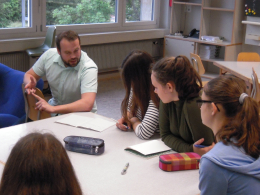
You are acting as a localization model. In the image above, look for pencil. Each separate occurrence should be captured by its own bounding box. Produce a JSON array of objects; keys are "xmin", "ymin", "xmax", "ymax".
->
[{"xmin": 0, "ymin": 160, "xmax": 5, "ymax": 166}]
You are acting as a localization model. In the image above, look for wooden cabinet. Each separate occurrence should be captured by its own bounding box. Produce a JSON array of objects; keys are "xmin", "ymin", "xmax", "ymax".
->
[
  {"xmin": 242, "ymin": 16, "xmax": 260, "ymax": 46},
  {"xmin": 164, "ymin": 38, "xmax": 195, "ymax": 59},
  {"xmin": 164, "ymin": 0, "xmax": 244, "ymax": 78}
]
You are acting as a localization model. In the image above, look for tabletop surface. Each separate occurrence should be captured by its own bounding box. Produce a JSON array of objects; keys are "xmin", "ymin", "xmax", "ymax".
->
[
  {"xmin": 0, "ymin": 112, "xmax": 200, "ymax": 195},
  {"xmin": 213, "ymin": 61, "xmax": 260, "ymax": 83}
]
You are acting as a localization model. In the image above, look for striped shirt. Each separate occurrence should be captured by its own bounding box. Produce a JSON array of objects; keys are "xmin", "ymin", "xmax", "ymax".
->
[{"xmin": 127, "ymin": 90, "xmax": 159, "ymax": 139}]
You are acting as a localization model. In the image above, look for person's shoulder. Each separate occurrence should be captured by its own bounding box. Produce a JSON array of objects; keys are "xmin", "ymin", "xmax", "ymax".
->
[
  {"xmin": 159, "ymin": 100, "xmax": 175, "ymax": 109},
  {"xmin": 42, "ymin": 48, "xmax": 59, "ymax": 60},
  {"xmin": 185, "ymin": 96, "xmax": 200, "ymax": 105},
  {"xmin": 201, "ymin": 142, "xmax": 231, "ymax": 164},
  {"xmin": 45, "ymin": 48, "xmax": 58, "ymax": 55},
  {"xmin": 80, "ymin": 51, "xmax": 97, "ymax": 66},
  {"xmin": 183, "ymin": 96, "xmax": 200, "ymax": 113},
  {"xmin": 148, "ymin": 100, "xmax": 159, "ymax": 111}
]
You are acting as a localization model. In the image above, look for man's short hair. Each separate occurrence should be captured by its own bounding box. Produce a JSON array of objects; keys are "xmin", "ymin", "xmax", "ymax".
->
[{"xmin": 56, "ymin": 30, "xmax": 81, "ymax": 51}]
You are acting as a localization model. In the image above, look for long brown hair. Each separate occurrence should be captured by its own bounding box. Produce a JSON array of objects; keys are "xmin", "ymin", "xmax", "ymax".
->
[
  {"xmin": 152, "ymin": 56, "xmax": 202, "ymax": 100},
  {"xmin": 121, "ymin": 50, "xmax": 159, "ymax": 122},
  {"xmin": 204, "ymin": 75, "xmax": 260, "ymax": 158},
  {"xmin": 0, "ymin": 132, "xmax": 82, "ymax": 195}
]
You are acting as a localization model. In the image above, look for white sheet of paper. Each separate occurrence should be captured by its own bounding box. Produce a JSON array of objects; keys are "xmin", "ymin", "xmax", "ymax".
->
[
  {"xmin": 126, "ymin": 140, "xmax": 172, "ymax": 155},
  {"xmin": 78, "ymin": 118, "xmax": 116, "ymax": 132},
  {"xmin": 55, "ymin": 114, "xmax": 116, "ymax": 132}
]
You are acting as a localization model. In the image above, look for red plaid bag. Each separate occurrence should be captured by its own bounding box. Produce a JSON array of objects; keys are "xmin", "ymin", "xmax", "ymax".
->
[{"xmin": 159, "ymin": 152, "xmax": 201, "ymax": 171}]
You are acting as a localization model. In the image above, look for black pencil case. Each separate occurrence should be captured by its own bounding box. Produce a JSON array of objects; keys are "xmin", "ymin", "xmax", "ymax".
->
[{"xmin": 63, "ymin": 136, "xmax": 105, "ymax": 155}]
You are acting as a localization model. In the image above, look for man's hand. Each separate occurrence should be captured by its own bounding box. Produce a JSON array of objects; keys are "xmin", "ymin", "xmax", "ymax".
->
[
  {"xmin": 32, "ymin": 93, "xmax": 55, "ymax": 113},
  {"xmin": 193, "ymin": 138, "xmax": 215, "ymax": 156},
  {"xmin": 24, "ymin": 76, "xmax": 37, "ymax": 95}
]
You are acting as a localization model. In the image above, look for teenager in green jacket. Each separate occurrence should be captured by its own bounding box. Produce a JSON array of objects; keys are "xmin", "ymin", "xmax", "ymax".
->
[{"xmin": 151, "ymin": 56, "xmax": 214, "ymax": 156}]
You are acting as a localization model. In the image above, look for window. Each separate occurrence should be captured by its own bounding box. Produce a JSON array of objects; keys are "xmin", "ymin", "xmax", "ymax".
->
[
  {"xmin": 0, "ymin": 0, "xmax": 31, "ymax": 28},
  {"xmin": 0, "ymin": 0, "xmax": 160, "ymax": 40}
]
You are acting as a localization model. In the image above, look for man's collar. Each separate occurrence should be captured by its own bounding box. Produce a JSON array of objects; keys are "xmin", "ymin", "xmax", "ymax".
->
[{"xmin": 53, "ymin": 55, "xmax": 81, "ymax": 71}]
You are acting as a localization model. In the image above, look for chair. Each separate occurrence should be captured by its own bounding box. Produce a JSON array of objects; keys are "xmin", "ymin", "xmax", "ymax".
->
[
  {"xmin": 22, "ymin": 85, "xmax": 51, "ymax": 121},
  {"xmin": 237, "ymin": 52, "xmax": 260, "ymax": 62},
  {"xmin": 26, "ymin": 26, "xmax": 56, "ymax": 95},
  {"xmin": 0, "ymin": 63, "xmax": 43, "ymax": 128},
  {"xmin": 251, "ymin": 68, "xmax": 260, "ymax": 103},
  {"xmin": 190, "ymin": 53, "xmax": 208, "ymax": 87},
  {"xmin": 26, "ymin": 26, "xmax": 56, "ymax": 58}
]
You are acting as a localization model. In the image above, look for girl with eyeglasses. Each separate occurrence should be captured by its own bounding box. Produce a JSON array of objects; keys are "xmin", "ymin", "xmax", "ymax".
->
[
  {"xmin": 151, "ymin": 56, "xmax": 214, "ymax": 155},
  {"xmin": 198, "ymin": 75, "xmax": 260, "ymax": 195}
]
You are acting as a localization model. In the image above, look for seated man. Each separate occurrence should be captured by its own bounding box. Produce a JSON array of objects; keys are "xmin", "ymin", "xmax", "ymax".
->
[{"xmin": 24, "ymin": 30, "xmax": 97, "ymax": 115}]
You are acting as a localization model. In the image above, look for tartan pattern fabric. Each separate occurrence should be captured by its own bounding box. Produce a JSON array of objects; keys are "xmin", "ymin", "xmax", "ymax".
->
[{"xmin": 159, "ymin": 152, "xmax": 201, "ymax": 171}]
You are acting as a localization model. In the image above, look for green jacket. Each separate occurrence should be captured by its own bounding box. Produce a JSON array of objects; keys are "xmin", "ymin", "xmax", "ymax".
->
[{"xmin": 159, "ymin": 96, "xmax": 214, "ymax": 152}]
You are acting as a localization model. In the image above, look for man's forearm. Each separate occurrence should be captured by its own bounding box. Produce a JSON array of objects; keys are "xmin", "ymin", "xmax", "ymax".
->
[
  {"xmin": 52, "ymin": 94, "xmax": 96, "ymax": 114},
  {"xmin": 23, "ymin": 72, "xmax": 36, "ymax": 84}
]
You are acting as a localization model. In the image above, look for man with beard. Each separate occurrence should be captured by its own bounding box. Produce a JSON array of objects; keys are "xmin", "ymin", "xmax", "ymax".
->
[{"xmin": 23, "ymin": 30, "xmax": 97, "ymax": 116}]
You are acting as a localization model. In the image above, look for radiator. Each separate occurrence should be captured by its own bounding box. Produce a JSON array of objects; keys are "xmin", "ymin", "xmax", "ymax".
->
[
  {"xmin": 0, "ymin": 39, "xmax": 162, "ymax": 72},
  {"xmin": 82, "ymin": 40, "xmax": 154, "ymax": 72},
  {"xmin": 0, "ymin": 52, "xmax": 29, "ymax": 72}
]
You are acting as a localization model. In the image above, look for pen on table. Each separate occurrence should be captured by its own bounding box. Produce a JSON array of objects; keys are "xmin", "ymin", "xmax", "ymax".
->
[
  {"xmin": 112, "ymin": 118, "xmax": 129, "ymax": 130},
  {"xmin": 121, "ymin": 162, "xmax": 129, "ymax": 175}
]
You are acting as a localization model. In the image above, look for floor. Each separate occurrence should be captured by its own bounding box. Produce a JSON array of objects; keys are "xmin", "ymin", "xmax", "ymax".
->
[{"xmin": 96, "ymin": 72, "xmax": 124, "ymax": 120}]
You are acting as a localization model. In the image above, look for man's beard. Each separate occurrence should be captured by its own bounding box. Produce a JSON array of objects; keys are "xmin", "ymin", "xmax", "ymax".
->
[{"xmin": 61, "ymin": 54, "xmax": 81, "ymax": 67}]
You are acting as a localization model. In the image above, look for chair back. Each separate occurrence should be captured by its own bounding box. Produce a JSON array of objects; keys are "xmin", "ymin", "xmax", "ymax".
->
[
  {"xmin": 237, "ymin": 52, "xmax": 260, "ymax": 62},
  {"xmin": 44, "ymin": 26, "xmax": 56, "ymax": 48},
  {"xmin": 22, "ymin": 85, "xmax": 51, "ymax": 121},
  {"xmin": 190, "ymin": 53, "xmax": 205, "ymax": 76},
  {"xmin": 251, "ymin": 68, "xmax": 260, "ymax": 103}
]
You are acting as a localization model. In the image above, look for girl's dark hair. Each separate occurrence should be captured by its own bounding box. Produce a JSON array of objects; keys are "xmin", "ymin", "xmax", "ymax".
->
[
  {"xmin": 56, "ymin": 30, "xmax": 81, "ymax": 51},
  {"xmin": 0, "ymin": 133, "xmax": 82, "ymax": 195},
  {"xmin": 204, "ymin": 75, "xmax": 260, "ymax": 159},
  {"xmin": 121, "ymin": 50, "xmax": 159, "ymax": 122},
  {"xmin": 152, "ymin": 56, "xmax": 202, "ymax": 100}
]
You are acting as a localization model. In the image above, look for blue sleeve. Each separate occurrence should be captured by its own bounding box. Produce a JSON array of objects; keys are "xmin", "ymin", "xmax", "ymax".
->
[{"xmin": 199, "ymin": 158, "xmax": 228, "ymax": 195}]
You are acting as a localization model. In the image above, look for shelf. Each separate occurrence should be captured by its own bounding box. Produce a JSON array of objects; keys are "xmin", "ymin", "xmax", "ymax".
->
[
  {"xmin": 173, "ymin": 2, "xmax": 201, "ymax": 6},
  {"xmin": 242, "ymin": 21, "xmax": 260, "ymax": 26},
  {"xmin": 164, "ymin": 35, "xmax": 235, "ymax": 46},
  {"xmin": 246, "ymin": 34, "xmax": 260, "ymax": 41},
  {"xmin": 203, "ymin": 7, "xmax": 234, "ymax": 12}
]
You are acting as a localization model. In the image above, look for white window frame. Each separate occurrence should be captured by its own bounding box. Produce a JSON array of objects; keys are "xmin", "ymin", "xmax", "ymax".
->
[{"xmin": 0, "ymin": 0, "xmax": 160, "ymax": 40}]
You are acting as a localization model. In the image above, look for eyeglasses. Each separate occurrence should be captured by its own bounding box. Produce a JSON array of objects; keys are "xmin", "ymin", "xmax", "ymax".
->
[{"xmin": 196, "ymin": 100, "xmax": 220, "ymax": 111}]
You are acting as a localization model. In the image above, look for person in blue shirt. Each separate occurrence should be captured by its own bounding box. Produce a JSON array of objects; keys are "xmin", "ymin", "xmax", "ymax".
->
[{"xmin": 197, "ymin": 75, "xmax": 260, "ymax": 195}]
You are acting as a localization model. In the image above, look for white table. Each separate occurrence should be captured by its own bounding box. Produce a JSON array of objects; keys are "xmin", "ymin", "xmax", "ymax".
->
[
  {"xmin": 213, "ymin": 61, "xmax": 260, "ymax": 84},
  {"xmin": 0, "ymin": 112, "xmax": 200, "ymax": 195}
]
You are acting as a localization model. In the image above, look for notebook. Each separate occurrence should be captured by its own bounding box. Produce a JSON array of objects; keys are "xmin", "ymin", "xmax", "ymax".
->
[
  {"xmin": 55, "ymin": 114, "xmax": 116, "ymax": 132},
  {"xmin": 125, "ymin": 140, "xmax": 174, "ymax": 159}
]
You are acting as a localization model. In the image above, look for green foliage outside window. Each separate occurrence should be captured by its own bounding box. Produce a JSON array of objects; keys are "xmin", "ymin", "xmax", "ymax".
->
[
  {"xmin": 0, "ymin": 0, "xmax": 21, "ymax": 28},
  {"xmin": 47, "ymin": 0, "xmax": 114, "ymax": 25},
  {"xmin": 125, "ymin": 0, "xmax": 141, "ymax": 22},
  {"xmin": 0, "ymin": 0, "xmax": 144, "ymax": 28}
]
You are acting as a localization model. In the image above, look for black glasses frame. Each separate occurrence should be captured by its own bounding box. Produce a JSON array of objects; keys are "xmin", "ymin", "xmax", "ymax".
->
[{"xmin": 196, "ymin": 100, "xmax": 220, "ymax": 111}]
